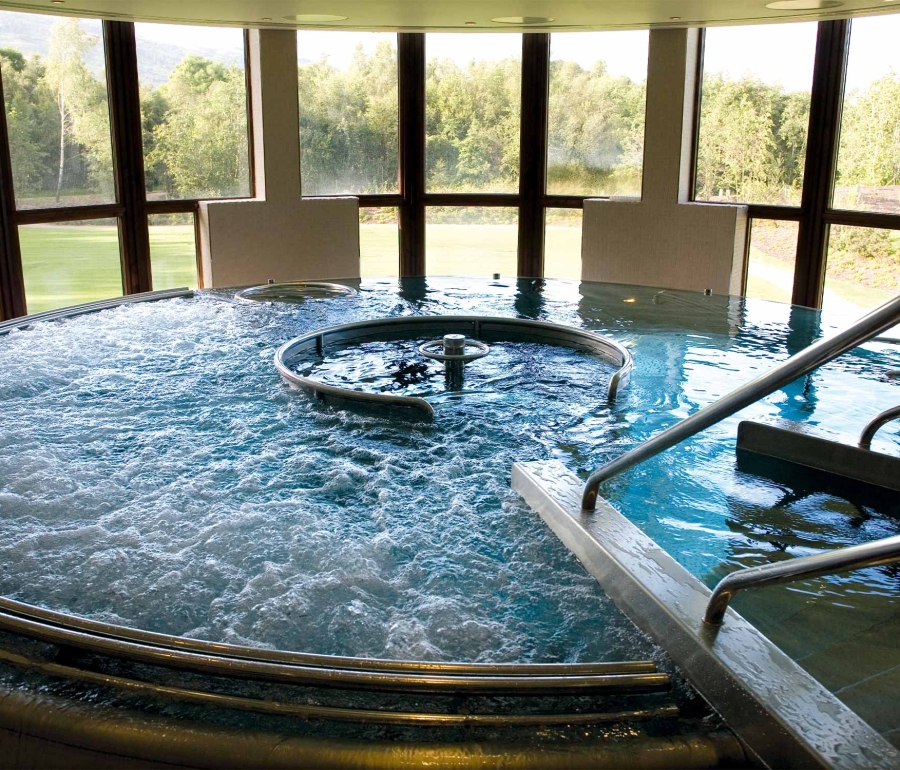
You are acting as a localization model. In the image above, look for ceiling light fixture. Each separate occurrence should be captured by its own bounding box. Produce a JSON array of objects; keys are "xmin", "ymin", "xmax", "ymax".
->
[
  {"xmin": 491, "ymin": 16, "xmax": 555, "ymax": 24},
  {"xmin": 465, "ymin": 21, "xmax": 477, "ymax": 25},
  {"xmin": 283, "ymin": 13, "xmax": 348, "ymax": 22},
  {"xmin": 670, "ymin": 16, "xmax": 682, "ymax": 20},
  {"xmin": 262, "ymin": 17, "xmax": 272, "ymax": 21},
  {"xmin": 765, "ymin": 0, "xmax": 843, "ymax": 9}
]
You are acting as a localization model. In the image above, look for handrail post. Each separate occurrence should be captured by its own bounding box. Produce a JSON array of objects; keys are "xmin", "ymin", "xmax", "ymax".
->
[
  {"xmin": 859, "ymin": 404, "xmax": 900, "ymax": 450},
  {"xmin": 703, "ymin": 534, "xmax": 900, "ymax": 626},
  {"xmin": 582, "ymin": 294, "xmax": 900, "ymax": 510}
]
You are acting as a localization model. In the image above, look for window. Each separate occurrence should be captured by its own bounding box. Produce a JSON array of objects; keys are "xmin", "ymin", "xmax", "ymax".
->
[
  {"xmin": 544, "ymin": 209, "xmax": 582, "ymax": 279},
  {"xmin": 426, "ymin": 208, "xmax": 517, "ymax": 276},
  {"xmin": 833, "ymin": 15, "xmax": 900, "ymax": 215},
  {"xmin": 297, "ymin": 31, "xmax": 399, "ymax": 195},
  {"xmin": 823, "ymin": 225, "xmax": 899, "ymax": 318},
  {"xmin": 426, "ymin": 34, "xmax": 521, "ymax": 193},
  {"xmin": 0, "ymin": 12, "xmax": 115, "ymax": 209},
  {"xmin": 19, "ymin": 219, "xmax": 121, "ymax": 313},
  {"xmin": 359, "ymin": 207, "xmax": 399, "ymax": 277},
  {"xmin": 136, "ymin": 23, "xmax": 251, "ymax": 200},
  {"xmin": 547, "ymin": 32, "xmax": 648, "ymax": 198},
  {"xmin": 149, "ymin": 214, "xmax": 198, "ymax": 290},
  {"xmin": 745, "ymin": 219, "xmax": 799, "ymax": 304},
  {"xmin": 695, "ymin": 23, "xmax": 817, "ymax": 207}
]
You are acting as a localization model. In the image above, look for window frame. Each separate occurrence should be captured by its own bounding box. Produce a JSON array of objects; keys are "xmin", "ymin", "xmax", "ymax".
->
[{"xmin": 0, "ymin": 18, "xmax": 257, "ymax": 319}]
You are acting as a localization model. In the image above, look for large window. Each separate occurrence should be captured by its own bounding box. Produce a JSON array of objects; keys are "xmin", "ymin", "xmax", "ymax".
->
[
  {"xmin": 297, "ymin": 31, "xmax": 398, "ymax": 195},
  {"xmin": 425, "ymin": 34, "xmax": 521, "ymax": 194},
  {"xmin": 136, "ymin": 24, "xmax": 251, "ymax": 200},
  {"xmin": 544, "ymin": 209, "xmax": 582, "ymax": 279},
  {"xmin": 426, "ymin": 208, "xmax": 517, "ymax": 277},
  {"xmin": 0, "ymin": 12, "xmax": 115, "ymax": 209},
  {"xmin": 695, "ymin": 23, "xmax": 817, "ymax": 207},
  {"xmin": 19, "ymin": 219, "xmax": 121, "ymax": 312},
  {"xmin": 547, "ymin": 32, "xmax": 648, "ymax": 198},
  {"xmin": 359, "ymin": 207, "xmax": 399, "ymax": 278}
]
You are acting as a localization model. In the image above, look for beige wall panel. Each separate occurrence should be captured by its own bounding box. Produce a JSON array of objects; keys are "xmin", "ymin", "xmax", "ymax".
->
[
  {"xmin": 201, "ymin": 198, "xmax": 360, "ymax": 287},
  {"xmin": 200, "ymin": 28, "xmax": 361, "ymax": 287},
  {"xmin": 582, "ymin": 199, "xmax": 747, "ymax": 294},
  {"xmin": 582, "ymin": 28, "xmax": 747, "ymax": 295}
]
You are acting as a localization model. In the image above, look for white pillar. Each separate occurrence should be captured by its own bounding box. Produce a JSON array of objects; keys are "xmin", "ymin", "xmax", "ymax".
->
[
  {"xmin": 581, "ymin": 28, "xmax": 748, "ymax": 296},
  {"xmin": 198, "ymin": 29, "xmax": 359, "ymax": 288}
]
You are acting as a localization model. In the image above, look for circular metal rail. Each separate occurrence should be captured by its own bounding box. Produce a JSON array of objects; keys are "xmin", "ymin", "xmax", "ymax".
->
[
  {"xmin": 275, "ymin": 315, "xmax": 633, "ymax": 417},
  {"xmin": 235, "ymin": 281, "xmax": 356, "ymax": 303},
  {"xmin": 859, "ymin": 404, "xmax": 900, "ymax": 451}
]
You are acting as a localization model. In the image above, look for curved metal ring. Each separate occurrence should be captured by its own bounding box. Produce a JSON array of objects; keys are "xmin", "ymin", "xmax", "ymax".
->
[
  {"xmin": 275, "ymin": 315, "xmax": 633, "ymax": 418},
  {"xmin": 418, "ymin": 338, "xmax": 490, "ymax": 362}
]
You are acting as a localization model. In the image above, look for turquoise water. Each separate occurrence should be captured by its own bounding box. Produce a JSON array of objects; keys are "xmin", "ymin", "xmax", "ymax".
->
[{"xmin": 0, "ymin": 276, "xmax": 897, "ymax": 663}]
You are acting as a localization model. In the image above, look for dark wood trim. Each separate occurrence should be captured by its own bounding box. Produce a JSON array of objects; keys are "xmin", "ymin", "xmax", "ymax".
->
[
  {"xmin": 793, "ymin": 19, "xmax": 850, "ymax": 308},
  {"xmin": 823, "ymin": 208, "xmax": 900, "ymax": 231},
  {"xmin": 354, "ymin": 194, "xmax": 405, "ymax": 208},
  {"xmin": 146, "ymin": 200, "xmax": 201, "ymax": 216},
  {"xmin": 192, "ymin": 209, "xmax": 204, "ymax": 290},
  {"xmin": 15, "ymin": 204, "xmax": 126, "ymax": 225},
  {"xmin": 746, "ymin": 204, "xmax": 803, "ymax": 222},
  {"xmin": 104, "ymin": 20, "xmax": 152, "ymax": 295},
  {"xmin": 541, "ymin": 195, "xmax": 586, "ymax": 209},
  {"xmin": 424, "ymin": 193, "xmax": 520, "ymax": 207},
  {"xmin": 397, "ymin": 33, "xmax": 425, "ymax": 276},
  {"xmin": 243, "ymin": 29, "xmax": 257, "ymax": 199},
  {"xmin": 517, "ymin": 33, "xmax": 550, "ymax": 278},
  {"xmin": 687, "ymin": 28, "xmax": 706, "ymax": 203},
  {"xmin": 0, "ymin": 63, "xmax": 26, "ymax": 320}
]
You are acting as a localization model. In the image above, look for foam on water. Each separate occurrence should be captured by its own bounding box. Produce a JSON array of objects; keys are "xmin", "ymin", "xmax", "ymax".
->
[{"xmin": 0, "ymin": 278, "xmax": 898, "ymax": 664}]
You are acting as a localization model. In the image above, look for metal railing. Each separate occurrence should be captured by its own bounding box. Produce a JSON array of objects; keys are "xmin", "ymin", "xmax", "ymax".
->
[
  {"xmin": 859, "ymin": 404, "xmax": 900, "ymax": 450},
  {"xmin": 704, "ymin": 534, "xmax": 900, "ymax": 626},
  {"xmin": 581, "ymin": 294, "xmax": 900, "ymax": 510}
]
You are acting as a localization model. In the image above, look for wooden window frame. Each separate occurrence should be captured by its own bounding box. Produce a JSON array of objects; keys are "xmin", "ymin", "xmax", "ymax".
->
[
  {"xmin": 0, "ymin": 17, "xmax": 254, "ymax": 320},
  {"xmin": 693, "ymin": 18, "xmax": 900, "ymax": 309}
]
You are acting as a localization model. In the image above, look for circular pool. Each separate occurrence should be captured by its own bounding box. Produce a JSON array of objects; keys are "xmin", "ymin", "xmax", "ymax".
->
[{"xmin": 0, "ymin": 275, "xmax": 897, "ymax": 766}]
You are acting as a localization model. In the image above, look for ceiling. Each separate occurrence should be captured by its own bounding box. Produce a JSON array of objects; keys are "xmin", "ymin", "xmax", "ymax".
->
[{"xmin": 0, "ymin": 0, "xmax": 898, "ymax": 31}]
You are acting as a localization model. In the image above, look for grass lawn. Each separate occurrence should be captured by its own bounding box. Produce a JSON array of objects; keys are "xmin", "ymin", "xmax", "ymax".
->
[{"xmin": 20, "ymin": 225, "xmax": 197, "ymax": 314}]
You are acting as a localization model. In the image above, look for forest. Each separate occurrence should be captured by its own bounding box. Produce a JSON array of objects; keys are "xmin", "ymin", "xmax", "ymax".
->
[{"xmin": 1, "ymin": 19, "xmax": 897, "ymax": 292}]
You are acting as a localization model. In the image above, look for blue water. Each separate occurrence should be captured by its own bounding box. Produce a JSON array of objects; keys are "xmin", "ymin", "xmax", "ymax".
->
[{"xmin": 0, "ymin": 277, "xmax": 897, "ymax": 663}]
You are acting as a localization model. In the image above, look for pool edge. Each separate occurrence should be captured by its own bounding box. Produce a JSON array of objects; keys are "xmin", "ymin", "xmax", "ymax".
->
[{"xmin": 511, "ymin": 459, "xmax": 900, "ymax": 769}]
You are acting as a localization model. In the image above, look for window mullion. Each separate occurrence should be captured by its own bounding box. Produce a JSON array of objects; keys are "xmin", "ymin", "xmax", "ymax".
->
[
  {"xmin": 0, "ymin": 67, "xmax": 25, "ymax": 320},
  {"xmin": 517, "ymin": 33, "xmax": 550, "ymax": 279},
  {"xmin": 103, "ymin": 20, "xmax": 152, "ymax": 295},
  {"xmin": 793, "ymin": 18, "xmax": 850, "ymax": 309},
  {"xmin": 398, "ymin": 32, "xmax": 425, "ymax": 277}
]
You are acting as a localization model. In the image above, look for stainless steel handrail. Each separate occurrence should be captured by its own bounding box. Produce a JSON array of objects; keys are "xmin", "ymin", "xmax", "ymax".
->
[
  {"xmin": 581, "ymin": 294, "xmax": 900, "ymax": 510},
  {"xmin": 859, "ymin": 404, "xmax": 900, "ymax": 450},
  {"xmin": 704, "ymin": 534, "xmax": 900, "ymax": 626}
]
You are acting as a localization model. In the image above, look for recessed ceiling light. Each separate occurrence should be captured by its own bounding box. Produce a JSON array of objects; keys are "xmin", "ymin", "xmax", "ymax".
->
[
  {"xmin": 262, "ymin": 17, "xmax": 272, "ymax": 21},
  {"xmin": 465, "ymin": 21, "xmax": 477, "ymax": 25},
  {"xmin": 283, "ymin": 14, "xmax": 348, "ymax": 22},
  {"xmin": 670, "ymin": 16, "xmax": 682, "ymax": 20},
  {"xmin": 51, "ymin": 1, "xmax": 64, "ymax": 4},
  {"xmin": 491, "ymin": 16, "xmax": 555, "ymax": 24},
  {"xmin": 765, "ymin": 0, "xmax": 842, "ymax": 9}
]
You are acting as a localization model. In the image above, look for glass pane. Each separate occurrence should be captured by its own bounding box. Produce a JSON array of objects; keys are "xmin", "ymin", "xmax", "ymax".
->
[
  {"xmin": 544, "ymin": 209, "xmax": 582, "ymax": 279},
  {"xmin": 426, "ymin": 207, "xmax": 517, "ymax": 276},
  {"xmin": 695, "ymin": 23, "xmax": 817, "ymax": 206},
  {"xmin": 548, "ymin": 32, "xmax": 648, "ymax": 197},
  {"xmin": 833, "ymin": 15, "xmax": 900, "ymax": 215},
  {"xmin": 426, "ymin": 34, "xmax": 521, "ymax": 193},
  {"xmin": 20, "ymin": 219, "xmax": 121, "ymax": 313},
  {"xmin": 0, "ymin": 11, "xmax": 115, "ymax": 209},
  {"xmin": 297, "ymin": 32, "xmax": 398, "ymax": 195},
  {"xmin": 823, "ymin": 225, "xmax": 899, "ymax": 320},
  {"xmin": 360, "ymin": 207, "xmax": 399, "ymax": 277},
  {"xmin": 149, "ymin": 213, "xmax": 197, "ymax": 290},
  {"xmin": 746, "ymin": 219, "xmax": 798, "ymax": 303},
  {"xmin": 136, "ymin": 23, "xmax": 250, "ymax": 200}
]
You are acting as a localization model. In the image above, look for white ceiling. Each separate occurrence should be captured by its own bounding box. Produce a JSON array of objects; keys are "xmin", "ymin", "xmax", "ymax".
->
[{"xmin": 0, "ymin": 0, "xmax": 898, "ymax": 31}]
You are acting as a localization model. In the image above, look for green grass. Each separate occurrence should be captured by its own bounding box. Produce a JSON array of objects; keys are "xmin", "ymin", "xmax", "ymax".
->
[
  {"xmin": 360, "ymin": 223, "xmax": 583, "ymax": 279},
  {"xmin": 19, "ymin": 225, "xmax": 196, "ymax": 314}
]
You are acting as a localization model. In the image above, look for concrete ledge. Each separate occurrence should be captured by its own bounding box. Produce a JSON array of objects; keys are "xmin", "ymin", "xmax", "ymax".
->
[{"xmin": 511, "ymin": 459, "xmax": 900, "ymax": 769}]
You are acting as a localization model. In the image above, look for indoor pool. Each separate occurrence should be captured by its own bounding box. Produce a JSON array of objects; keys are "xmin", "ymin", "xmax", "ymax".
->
[{"xmin": 0, "ymin": 277, "xmax": 898, "ymax": 671}]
